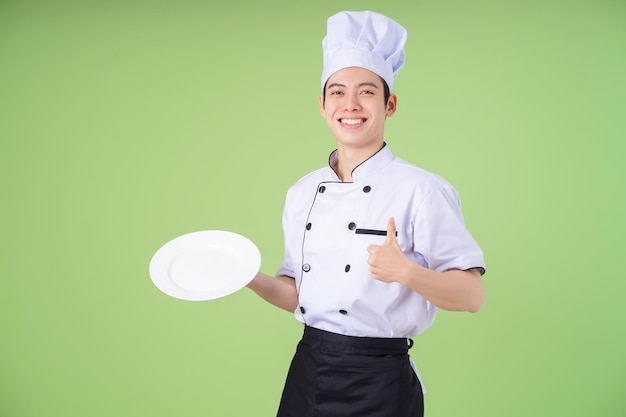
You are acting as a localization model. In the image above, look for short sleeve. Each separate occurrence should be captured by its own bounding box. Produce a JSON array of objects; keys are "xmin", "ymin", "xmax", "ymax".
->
[
  {"xmin": 413, "ymin": 182, "xmax": 485, "ymax": 275},
  {"xmin": 276, "ymin": 191, "xmax": 296, "ymax": 279}
]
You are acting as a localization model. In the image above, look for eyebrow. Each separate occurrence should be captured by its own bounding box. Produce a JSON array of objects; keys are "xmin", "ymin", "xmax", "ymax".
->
[{"xmin": 327, "ymin": 82, "xmax": 380, "ymax": 90}]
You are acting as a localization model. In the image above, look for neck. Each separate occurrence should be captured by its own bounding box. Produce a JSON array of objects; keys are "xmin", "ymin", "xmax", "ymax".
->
[{"xmin": 334, "ymin": 142, "xmax": 384, "ymax": 182}]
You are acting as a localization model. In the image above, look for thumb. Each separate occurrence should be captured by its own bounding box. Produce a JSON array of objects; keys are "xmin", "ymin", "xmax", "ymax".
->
[{"xmin": 384, "ymin": 217, "xmax": 398, "ymax": 246}]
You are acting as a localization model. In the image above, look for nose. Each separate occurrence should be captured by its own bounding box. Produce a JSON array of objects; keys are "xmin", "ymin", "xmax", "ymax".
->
[{"xmin": 344, "ymin": 93, "xmax": 361, "ymax": 111}]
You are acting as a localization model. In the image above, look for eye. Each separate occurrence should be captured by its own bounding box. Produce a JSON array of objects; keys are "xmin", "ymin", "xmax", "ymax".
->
[
  {"xmin": 360, "ymin": 90, "xmax": 375, "ymax": 95},
  {"xmin": 329, "ymin": 90, "xmax": 343, "ymax": 96}
]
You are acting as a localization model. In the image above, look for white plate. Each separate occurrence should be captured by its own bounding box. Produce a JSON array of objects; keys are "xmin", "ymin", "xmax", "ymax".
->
[{"xmin": 149, "ymin": 230, "xmax": 261, "ymax": 301}]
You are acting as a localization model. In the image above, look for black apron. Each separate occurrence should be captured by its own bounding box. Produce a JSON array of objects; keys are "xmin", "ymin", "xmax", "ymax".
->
[{"xmin": 277, "ymin": 326, "xmax": 423, "ymax": 417}]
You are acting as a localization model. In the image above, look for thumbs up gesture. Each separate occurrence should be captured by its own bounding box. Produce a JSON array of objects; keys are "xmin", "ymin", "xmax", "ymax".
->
[{"xmin": 367, "ymin": 217, "xmax": 413, "ymax": 284}]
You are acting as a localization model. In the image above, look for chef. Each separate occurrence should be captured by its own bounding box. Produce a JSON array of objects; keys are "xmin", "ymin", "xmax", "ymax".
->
[{"xmin": 247, "ymin": 10, "xmax": 486, "ymax": 417}]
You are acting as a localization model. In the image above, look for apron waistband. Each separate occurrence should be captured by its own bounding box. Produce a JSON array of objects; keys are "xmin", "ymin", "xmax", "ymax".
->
[{"xmin": 301, "ymin": 326, "xmax": 411, "ymax": 356}]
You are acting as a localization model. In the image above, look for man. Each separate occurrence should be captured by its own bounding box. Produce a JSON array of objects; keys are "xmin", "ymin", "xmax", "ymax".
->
[{"xmin": 247, "ymin": 10, "xmax": 486, "ymax": 417}]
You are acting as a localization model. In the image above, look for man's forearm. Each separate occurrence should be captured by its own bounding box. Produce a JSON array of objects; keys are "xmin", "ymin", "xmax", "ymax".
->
[{"xmin": 247, "ymin": 272, "xmax": 298, "ymax": 312}]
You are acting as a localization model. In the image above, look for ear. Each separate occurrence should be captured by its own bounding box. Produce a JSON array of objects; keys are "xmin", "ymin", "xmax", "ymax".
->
[
  {"xmin": 318, "ymin": 94, "xmax": 325, "ymax": 117},
  {"xmin": 386, "ymin": 94, "xmax": 398, "ymax": 117}
]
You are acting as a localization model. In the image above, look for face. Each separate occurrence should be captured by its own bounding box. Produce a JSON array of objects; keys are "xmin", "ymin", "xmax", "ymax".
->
[{"xmin": 319, "ymin": 67, "xmax": 397, "ymax": 152}]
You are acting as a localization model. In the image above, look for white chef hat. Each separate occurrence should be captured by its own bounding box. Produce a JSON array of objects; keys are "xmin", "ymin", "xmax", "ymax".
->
[{"xmin": 321, "ymin": 10, "xmax": 407, "ymax": 92}]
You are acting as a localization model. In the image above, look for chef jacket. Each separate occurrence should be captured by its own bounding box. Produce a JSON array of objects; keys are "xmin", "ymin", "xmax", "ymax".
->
[{"xmin": 277, "ymin": 144, "xmax": 485, "ymax": 339}]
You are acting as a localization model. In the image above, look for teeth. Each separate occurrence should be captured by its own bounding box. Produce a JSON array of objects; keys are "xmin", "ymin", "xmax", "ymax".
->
[{"xmin": 341, "ymin": 119, "xmax": 363, "ymax": 125}]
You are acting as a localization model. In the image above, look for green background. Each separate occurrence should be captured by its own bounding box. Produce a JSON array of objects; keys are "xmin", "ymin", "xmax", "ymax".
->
[{"xmin": 1, "ymin": 0, "xmax": 624, "ymax": 416}]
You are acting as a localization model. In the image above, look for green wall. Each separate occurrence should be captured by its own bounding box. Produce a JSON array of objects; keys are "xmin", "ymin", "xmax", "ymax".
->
[{"xmin": 1, "ymin": 0, "xmax": 624, "ymax": 416}]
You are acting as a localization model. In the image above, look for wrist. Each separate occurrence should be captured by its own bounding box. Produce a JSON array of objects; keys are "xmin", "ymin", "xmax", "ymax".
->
[{"xmin": 398, "ymin": 260, "xmax": 420, "ymax": 287}]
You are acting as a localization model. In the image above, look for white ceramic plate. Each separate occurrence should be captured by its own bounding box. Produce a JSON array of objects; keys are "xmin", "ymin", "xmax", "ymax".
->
[{"xmin": 149, "ymin": 230, "xmax": 261, "ymax": 301}]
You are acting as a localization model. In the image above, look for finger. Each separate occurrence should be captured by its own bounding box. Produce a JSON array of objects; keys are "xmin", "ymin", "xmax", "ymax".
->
[
  {"xmin": 367, "ymin": 244, "xmax": 379, "ymax": 255},
  {"xmin": 384, "ymin": 217, "xmax": 398, "ymax": 246}
]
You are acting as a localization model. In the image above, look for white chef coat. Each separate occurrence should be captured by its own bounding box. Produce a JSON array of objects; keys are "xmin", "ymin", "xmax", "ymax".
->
[{"xmin": 277, "ymin": 144, "xmax": 485, "ymax": 338}]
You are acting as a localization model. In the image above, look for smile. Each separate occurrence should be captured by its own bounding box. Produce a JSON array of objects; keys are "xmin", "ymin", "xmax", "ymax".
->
[{"xmin": 339, "ymin": 118, "xmax": 365, "ymax": 125}]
